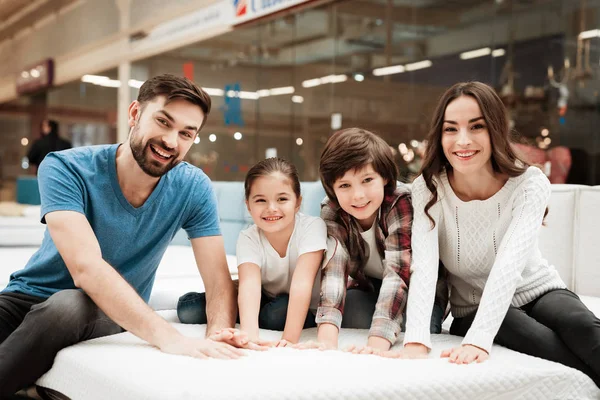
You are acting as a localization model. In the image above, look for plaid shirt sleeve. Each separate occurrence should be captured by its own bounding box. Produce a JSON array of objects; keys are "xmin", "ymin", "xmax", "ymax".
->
[
  {"xmin": 315, "ymin": 200, "xmax": 350, "ymax": 329},
  {"xmin": 369, "ymin": 190, "xmax": 412, "ymax": 344}
]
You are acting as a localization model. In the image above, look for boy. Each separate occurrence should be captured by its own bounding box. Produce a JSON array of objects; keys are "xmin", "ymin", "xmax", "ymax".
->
[{"xmin": 313, "ymin": 128, "xmax": 447, "ymax": 354}]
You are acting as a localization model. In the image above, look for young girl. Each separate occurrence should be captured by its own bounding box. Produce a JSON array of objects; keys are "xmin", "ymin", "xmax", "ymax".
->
[
  {"xmin": 398, "ymin": 81, "xmax": 599, "ymax": 387},
  {"xmin": 178, "ymin": 157, "xmax": 327, "ymax": 345},
  {"xmin": 309, "ymin": 128, "xmax": 447, "ymax": 354}
]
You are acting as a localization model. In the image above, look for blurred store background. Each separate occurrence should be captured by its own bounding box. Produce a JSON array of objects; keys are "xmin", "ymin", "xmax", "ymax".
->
[{"xmin": 1, "ymin": 0, "xmax": 599, "ymax": 202}]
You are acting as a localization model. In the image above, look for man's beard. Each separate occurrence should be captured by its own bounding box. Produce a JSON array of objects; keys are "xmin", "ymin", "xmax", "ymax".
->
[{"xmin": 130, "ymin": 124, "xmax": 181, "ymax": 178}]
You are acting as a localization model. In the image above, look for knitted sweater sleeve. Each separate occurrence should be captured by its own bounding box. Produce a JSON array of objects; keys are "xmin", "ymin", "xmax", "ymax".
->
[
  {"xmin": 462, "ymin": 171, "xmax": 551, "ymax": 353},
  {"xmin": 403, "ymin": 176, "xmax": 441, "ymax": 349}
]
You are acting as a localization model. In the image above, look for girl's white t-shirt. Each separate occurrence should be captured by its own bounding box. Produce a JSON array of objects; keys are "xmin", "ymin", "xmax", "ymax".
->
[{"xmin": 236, "ymin": 213, "xmax": 328, "ymax": 311}]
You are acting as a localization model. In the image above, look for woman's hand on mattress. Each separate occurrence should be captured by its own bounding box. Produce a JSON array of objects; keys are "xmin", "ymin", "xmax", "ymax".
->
[
  {"xmin": 159, "ymin": 335, "xmax": 246, "ymax": 360},
  {"xmin": 210, "ymin": 328, "xmax": 270, "ymax": 351},
  {"xmin": 440, "ymin": 344, "xmax": 489, "ymax": 364},
  {"xmin": 380, "ymin": 343, "xmax": 429, "ymax": 359}
]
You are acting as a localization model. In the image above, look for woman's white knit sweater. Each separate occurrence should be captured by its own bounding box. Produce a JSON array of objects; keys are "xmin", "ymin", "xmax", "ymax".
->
[{"xmin": 404, "ymin": 166, "xmax": 566, "ymax": 353}]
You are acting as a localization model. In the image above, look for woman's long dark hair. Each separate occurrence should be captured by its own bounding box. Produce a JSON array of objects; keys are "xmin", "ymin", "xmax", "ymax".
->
[{"xmin": 420, "ymin": 82, "xmax": 530, "ymax": 227}]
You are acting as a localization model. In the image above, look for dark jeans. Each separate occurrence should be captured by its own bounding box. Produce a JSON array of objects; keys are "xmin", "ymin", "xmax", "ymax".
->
[
  {"xmin": 0, "ymin": 290, "xmax": 123, "ymax": 397},
  {"xmin": 450, "ymin": 289, "xmax": 600, "ymax": 387},
  {"xmin": 177, "ymin": 291, "xmax": 317, "ymax": 330},
  {"xmin": 342, "ymin": 278, "xmax": 445, "ymax": 333}
]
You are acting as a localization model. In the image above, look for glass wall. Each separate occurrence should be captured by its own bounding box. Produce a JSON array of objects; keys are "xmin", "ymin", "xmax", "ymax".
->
[
  {"xmin": 0, "ymin": 73, "xmax": 116, "ymax": 199},
  {"xmin": 3, "ymin": 0, "xmax": 597, "ymax": 189},
  {"xmin": 141, "ymin": 0, "xmax": 600, "ymax": 184}
]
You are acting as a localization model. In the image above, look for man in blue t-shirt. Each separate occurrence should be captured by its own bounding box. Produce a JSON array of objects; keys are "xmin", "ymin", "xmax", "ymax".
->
[{"xmin": 0, "ymin": 74, "xmax": 262, "ymax": 396}]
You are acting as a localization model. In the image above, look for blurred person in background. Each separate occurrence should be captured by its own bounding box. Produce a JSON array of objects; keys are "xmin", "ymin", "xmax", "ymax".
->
[{"xmin": 27, "ymin": 119, "xmax": 72, "ymax": 173}]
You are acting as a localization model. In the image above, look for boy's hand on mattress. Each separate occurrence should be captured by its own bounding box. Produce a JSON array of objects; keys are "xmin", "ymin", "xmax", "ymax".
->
[
  {"xmin": 441, "ymin": 344, "xmax": 489, "ymax": 364},
  {"xmin": 343, "ymin": 345, "xmax": 382, "ymax": 356},
  {"xmin": 379, "ymin": 343, "xmax": 429, "ymax": 359},
  {"xmin": 367, "ymin": 336, "xmax": 392, "ymax": 352},
  {"xmin": 160, "ymin": 335, "xmax": 246, "ymax": 360}
]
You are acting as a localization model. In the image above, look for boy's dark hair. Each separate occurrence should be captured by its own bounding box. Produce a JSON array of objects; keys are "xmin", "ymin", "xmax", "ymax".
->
[
  {"xmin": 319, "ymin": 127, "xmax": 398, "ymax": 205},
  {"xmin": 244, "ymin": 157, "xmax": 301, "ymax": 200},
  {"xmin": 137, "ymin": 74, "xmax": 211, "ymax": 129}
]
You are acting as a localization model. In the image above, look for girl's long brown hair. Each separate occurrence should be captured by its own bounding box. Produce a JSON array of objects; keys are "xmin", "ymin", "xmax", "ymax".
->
[{"xmin": 420, "ymin": 82, "xmax": 530, "ymax": 227}]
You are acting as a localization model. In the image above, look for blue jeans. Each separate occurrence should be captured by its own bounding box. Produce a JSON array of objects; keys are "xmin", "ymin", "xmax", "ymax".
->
[
  {"xmin": 342, "ymin": 278, "xmax": 445, "ymax": 333},
  {"xmin": 177, "ymin": 291, "xmax": 317, "ymax": 330}
]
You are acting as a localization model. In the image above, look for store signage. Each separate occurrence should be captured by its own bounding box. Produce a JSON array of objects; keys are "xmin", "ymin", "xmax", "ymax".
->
[
  {"xmin": 16, "ymin": 59, "xmax": 54, "ymax": 95},
  {"xmin": 130, "ymin": 0, "xmax": 233, "ymax": 57},
  {"xmin": 233, "ymin": 0, "xmax": 312, "ymax": 24}
]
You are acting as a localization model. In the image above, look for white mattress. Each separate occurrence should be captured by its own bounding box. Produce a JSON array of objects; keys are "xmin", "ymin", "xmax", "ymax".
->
[
  {"xmin": 36, "ymin": 310, "xmax": 600, "ymax": 400},
  {"xmin": 0, "ymin": 215, "xmax": 45, "ymax": 247},
  {"xmin": 0, "ymin": 246, "xmax": 235, "ymax": 311},
  {"xmin": 149, "ymin": 245, "xmax": 237, "ymax": 310}
]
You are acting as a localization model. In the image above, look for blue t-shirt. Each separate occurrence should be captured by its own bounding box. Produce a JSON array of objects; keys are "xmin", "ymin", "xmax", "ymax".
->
[{"xmin": 4, "ymin": 144, "xmax": 220, "ymax": 302}]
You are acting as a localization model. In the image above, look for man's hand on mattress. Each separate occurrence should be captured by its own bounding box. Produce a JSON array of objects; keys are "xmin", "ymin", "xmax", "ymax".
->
[
  {"xmin": 441, "ymin": 344, "xmax": 489, "ymax": 364},
  {"xmin": 210, "ymin": 328, "xmax": 270, "ymax": 351},
  {"xmin": 379, "ymin": 343, "xmax": 429, "ymax": 359},
  {"xmin": 159, "ymin": 335, "xmax": 247, "ymax": 360}
]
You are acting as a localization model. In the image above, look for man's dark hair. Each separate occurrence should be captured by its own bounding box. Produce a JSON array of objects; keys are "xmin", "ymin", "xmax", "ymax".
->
[{"xmin": 137, "ymin": 74, "xmax": 211, "ymax": 129}]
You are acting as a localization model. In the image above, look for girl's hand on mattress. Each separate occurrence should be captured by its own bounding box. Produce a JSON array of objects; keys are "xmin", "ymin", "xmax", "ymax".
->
[
  {"xmin": 441, "ymin": 344, "xmax": 489, "ymax": 364},
  {"xmin": 160, "ymin": 335, "xmax": 246, "ymax": 360},
  {"xmin": 209, "ymin": 328, "xmax": 248, "ymax": 346},
  {"xmin": 274, "ymin": 339, "xmax": 292, "ymax": 348},
  {"xmin": 292, "ymin": 340, "xmax": 336, "ymax": 351},
  {"xmin": 379, "ymin": 343, "xmax": 428, "ymax": 359},
  {"xmin": 210, "ymin": 328, "xmax": 270, "ymax": 351}
]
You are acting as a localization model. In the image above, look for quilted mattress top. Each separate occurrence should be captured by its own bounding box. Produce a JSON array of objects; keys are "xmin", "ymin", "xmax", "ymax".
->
[{"xmin": 37, "ymin": 310, "xmax": 600, "ymax": 400}]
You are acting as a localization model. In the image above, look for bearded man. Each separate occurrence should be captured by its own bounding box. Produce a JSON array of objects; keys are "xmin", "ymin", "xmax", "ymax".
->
[{"xmin": 0, "ymin": 74, "xmax": 262, "ymax": 397}]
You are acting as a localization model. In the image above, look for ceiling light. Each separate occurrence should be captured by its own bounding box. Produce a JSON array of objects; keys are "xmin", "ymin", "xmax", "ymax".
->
[
  {"xmin": 128, "ymin": 79, "xmax": 144, "ymax": 88},
  {"xmin": 460, "ymin": 48, "xmax": 491, "ymax": 60},
  {"xmin": 81, "ymin": 74, "xmax": 109, "ymax": 84},
  {"xmin": 373, "ymin": 65, "xmax": 405, "ymax": 76},
  {"xmin": 302, "ymin": 78, "xmax": 321, "ymax": 88},
  {"xmin": 203, "ymin": 88, "xmax": 225, "ymax": 96},
  {"xmin": 302, "ymin": 74, "xmax": 347, "ymax": 88},
  {"xmin": 269, "ymin": 86, "xmax": 295, "ymax": 95},
  {"xmin": 541, "ymin": 128, "xmax": 549, "ymax": 137},
  {"xmin": 579, "ymin": 29, "xmax": 600, "ymax": 40},
  {"xmin": 257, "ymin": 89, "xmax": 270, "ymax": 97},
  {"xmin": 405, "ymin": 60, "xmax": 432, "ymax": 71}
]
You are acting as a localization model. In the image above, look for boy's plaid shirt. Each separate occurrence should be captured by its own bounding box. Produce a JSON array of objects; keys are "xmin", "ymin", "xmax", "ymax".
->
[
  {"xmin": 316, "ymin": 185, "xmax": 412, "ymax": 343},
  {"xmin": 316, "ymin": 184, "xmax": 448, "ymax": 344}
]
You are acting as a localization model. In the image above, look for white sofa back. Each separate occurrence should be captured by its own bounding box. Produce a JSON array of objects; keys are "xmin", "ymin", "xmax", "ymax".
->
[{"xmin": 540, "ymin": 185, "xmax": 600, "ymax": 297}]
